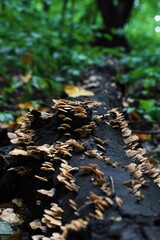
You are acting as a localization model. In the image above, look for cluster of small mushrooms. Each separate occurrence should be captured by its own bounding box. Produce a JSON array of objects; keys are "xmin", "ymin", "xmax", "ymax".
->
[
  {"xmin": 5, "ymin": 99, "xmax": 160, "ymax": 239},
  {"xmin": 106, "ymin": 108, "xmax": 160, "ymax": 199}
]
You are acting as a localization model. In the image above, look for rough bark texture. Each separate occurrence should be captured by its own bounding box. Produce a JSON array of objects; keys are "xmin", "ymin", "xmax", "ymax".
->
[{"xmin": 0, "ymin": 65, "xmax": 160, "ymax": 239}]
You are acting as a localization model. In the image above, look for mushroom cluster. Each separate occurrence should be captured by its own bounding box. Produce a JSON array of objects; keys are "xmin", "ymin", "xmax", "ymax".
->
[
  {"xmin": 88, "ymin": 192, "xmax": 113, "ymax": 220},
  {"xmin": 57, "ymin": 162, "xmax": 78, "ymax": 191},
  {"xmin": 52, "ymin": 99, "xmax": 99, "ymax": 137},
  {"xmin": 8, "ymin": 113, "xmax": 34, "ymax": 145},
  {"xmin": 80, "ymin": 164, "xmax": 105, "ymax": 186},
  {"xmin": 106, "ymin": 108, "xmax": 160, "ymax": 197},
  {"xmin": 42, "ymin": 203, "xmax": 64, "ymax": 229}
]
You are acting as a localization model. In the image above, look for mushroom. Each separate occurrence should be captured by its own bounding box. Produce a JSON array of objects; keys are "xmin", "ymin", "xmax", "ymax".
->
[
  {"xmin": 34, "ymin": 175, "xmax": 48, "ymax": 182},
  {"xmin": 88, "ymin": 192, "xmax": 111, "ymax": 218},
  {"xmin": 121, "ymin": 128, "xmax": 132, "ymax": 138},
  {"xmin": 41, "ymin": 161, "xmax": 55, "ymax": 172},
  {"xmin": 57, "ymin": 163, "xmax": 78, "ymax": 192},
  {"xmin": 99, "ymin": 155, "xmax": 112, "ymax": 165},
  {"xmin": 60, "ymin": 123, "xmax": 71, "ymax": 129},
  {"xmin": 134, "ymin": 191, "xmax": 144, "ymax": 200},
  {"xmin": 60, "ymin": 218, "xmax": 88, "ymax": 239},
  {"xmin": 125, "ymin": 163, "xmax": 137, "ymax": 173},
  {"xmin": 85, "ymin": 150, "xmax": 98, "ymax": 157},
  {"xmin": 7, "ymin": 166, "xmax": 31, "ymax": 176},
  {"xmin": 63, "ymin": 117, "xmax": 72, "ymax": 121},
  {"xmin": 30, "ymin": 219, "xmax": 46, "ymax": 232},
  {"xmin": 124, "ymin": 135, "xmax": 139, "ymax": 145},
  {"xmin": 133, "ymin": 169, "xmax": 143, "ymax": 180},
  {"xmin": 74, "ymin": 113, "xmax": 87, "ymax": 118},
  {"xmin": 66, "ymin": 139, "xmax": 84, "ymax": 152},
  {"xmin": 96, "ymin": 144, "xmax": 105, "ymax": 151},
  {"xmin": 37, "ymin": 188, "xmax": 55, "ymax": 197},
  {"xmin": 42, "ymin": 203, "xmax": 63, "ymax": 229},
  {"xmin": 94, "ymin": 137, "xmax": 106, "ymax": 145},
  {"xmin": 69, "ymin": 199, "xmax": 78, "ymax": 211},
  {"xmin": 115, "ymin": 196, "xmax": 123, "ymax": 207},
  {"xmin": 9, "ymin": 148, "xmax": 28, "ymax": 156}
]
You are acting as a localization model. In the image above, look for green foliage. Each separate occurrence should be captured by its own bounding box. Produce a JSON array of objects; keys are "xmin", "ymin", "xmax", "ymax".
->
[
  {"xmin": 117, "ymin": 48, "xmax": 160, "ymax": 121},
  {"xmin": 0, "ymin": 1, "xmax": 104, "ymax": 100},
  {"xmin": 138, "ymin": 100, "xmax": 160, "ymax": 121},
  {"xmin": 125, "ymin": 0, "xmax": 160, "ymax": 49},
  {"xmin": 116, "ymin": 0, "xmax": 160, "ymax": 122},
  {"xmin": 0, "ymin": 111, "xmax": 14, "ymax": 123}
]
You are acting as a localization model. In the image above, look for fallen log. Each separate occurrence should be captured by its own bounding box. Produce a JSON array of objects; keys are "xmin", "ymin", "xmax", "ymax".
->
[{"xmin": 0, "ymin": 66, "xmax": 160, "ymax": 239}]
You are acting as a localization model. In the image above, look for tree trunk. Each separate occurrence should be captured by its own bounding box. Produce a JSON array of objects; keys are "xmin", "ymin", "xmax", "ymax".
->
[
  {"xmin": 0, "ymin": 64, "xmax": 160, "ymax": 239},
  {"xmin": 0, "ymin": 0, "xmax": 7, "ymax": 10},
  {"xmin": 95, "ymin": 0, "xmax": 134, "ymax": 49},
  {"xmin": 97, "ymin": 0, "xmax": 134, "ymax": 30},
  {"xmin": 43, "ymin": 0, "xmax": 51, "ymax": 12}
]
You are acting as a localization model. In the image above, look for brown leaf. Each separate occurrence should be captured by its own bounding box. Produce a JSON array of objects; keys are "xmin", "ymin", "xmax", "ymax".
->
[
  {"xmin": 22, "ymin": 53, "xmax": 33, "ymax": 66},
  {"xmin": 135, "ymin": 133, "xmax": 151, "ymax": 141},
  {"xmin": 128, "ymin": 111, "xmax": 142, "ymax": 121}
]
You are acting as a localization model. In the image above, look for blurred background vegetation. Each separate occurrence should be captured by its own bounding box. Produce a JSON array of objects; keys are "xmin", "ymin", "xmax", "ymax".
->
[{"xmin": 0, "ymin": 0, "xmax": 160, "ymax": 124}]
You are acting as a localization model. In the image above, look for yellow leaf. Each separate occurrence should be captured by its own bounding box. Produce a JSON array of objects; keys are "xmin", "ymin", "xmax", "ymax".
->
[
  {"xmin": 64, "ymin": 85, "xmax": 94, "ymax": 97},
  {"xmin": 16, "ymin": 115, "xmax": 28, "ymax": 123},
  {"xmin": 18, "ymin": 101, "xmax": 33, "ymax": 110},
  {"xmin": 18, "ymin": 101, "xmax": 40, "ymax": 111},
  {"xmin": 20, "ymin": 72, "xmax": 32, "ymax": 83}
]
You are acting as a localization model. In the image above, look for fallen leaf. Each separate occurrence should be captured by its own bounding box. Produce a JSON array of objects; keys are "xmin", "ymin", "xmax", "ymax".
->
[
  {"xmin": 0, "ymin": 122, "xmax": 15, "ymax": 129},
  {"xmin": 18, "ymin": 102, "xmax": 33, "ymax": 110},
  {"xmin": 20, "ymin": 72, "xmax": 32, "ymax": 83},
  {"xmin": 64, "ymin": 85, "xmax": 94, "ymax": 97},
  {"xmin": 135, "ymin": 133, "xmax": 151, "ymax": 141},
  {"xmin": 6, "ymin": 232, "xmax": 22, "ymax": 240},
  {"xmin": 16, "ymin": 115, "xmax": 29, "ymax": 124},
  {"xmin": 22, "ymin": 53, "xmax": 33, "ymax": 66},
  {"xmin": 128, "ymin": 111, "xmax": 142, "ymax": 121}
]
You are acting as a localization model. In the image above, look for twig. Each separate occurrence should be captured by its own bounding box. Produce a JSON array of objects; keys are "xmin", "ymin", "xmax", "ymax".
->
[
  {"xmin": 131, "ymin": 130, "xmax": 160, "ymax": 135},
  {"xmin": 109, "ymin": 176, "xmax": 115, "ymax": 195}
]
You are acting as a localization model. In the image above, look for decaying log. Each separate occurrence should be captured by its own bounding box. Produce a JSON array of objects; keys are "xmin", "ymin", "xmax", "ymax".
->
[{"xmin": 0, "ymin": 66, "xmax": 160, "ymax": 239}]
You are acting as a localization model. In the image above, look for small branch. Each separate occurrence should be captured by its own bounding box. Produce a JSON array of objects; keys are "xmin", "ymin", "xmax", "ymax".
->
[
  {"xmin": 109, "ymin": 176, "xmax": 115, "ymax": 195},
  {"xmin": 132, "ymin": 130, "xmax": 160, "ymax": 135}
]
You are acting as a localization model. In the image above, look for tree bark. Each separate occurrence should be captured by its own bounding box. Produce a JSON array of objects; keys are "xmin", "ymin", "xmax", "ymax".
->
[
  {"xmin": 97, "ymin": 0, "xmax": 134, "ymax": 30},
  {"xmin": 95, "ymin": 0, "xmax": 134, "ymax": 49},
  {"xmin": 0, "ymin": 64, "xmax": 160, "ymax": 239}
]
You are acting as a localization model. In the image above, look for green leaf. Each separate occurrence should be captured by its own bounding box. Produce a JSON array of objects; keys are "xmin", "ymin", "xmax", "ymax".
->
[
  {"xmin": 0, "ymin": 112, "xmax": 14, "ymax": 123},
  {"xmin": 139, "ymin": 99, "xmax": 155, "ymax": 112},
  {"xmin": 149, "ymin": 107, "xmax": 160, "ymax": 121},
  {"xmin": 31, "ymin": 76, "xmax": 48, "ymax": 90}
]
